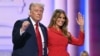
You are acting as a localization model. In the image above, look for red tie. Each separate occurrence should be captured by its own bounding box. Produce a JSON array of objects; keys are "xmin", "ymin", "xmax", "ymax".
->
[{"xmin": 35, "ymin": 23, "xmax": 42, "ymax": 56}]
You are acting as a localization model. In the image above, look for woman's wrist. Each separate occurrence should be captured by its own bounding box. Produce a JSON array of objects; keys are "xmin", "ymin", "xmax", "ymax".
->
[{"xmin": 80, "ymin": 25, "xmax": 84, "ymax": 32}]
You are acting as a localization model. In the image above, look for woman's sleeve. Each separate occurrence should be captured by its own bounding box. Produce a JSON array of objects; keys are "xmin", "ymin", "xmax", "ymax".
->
[{"xmin": 70, "ymin": 31, "xmax": 84, "ymax": 46}]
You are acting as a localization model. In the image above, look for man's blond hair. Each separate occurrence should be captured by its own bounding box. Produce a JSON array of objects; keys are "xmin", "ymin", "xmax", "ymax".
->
[{"xmin": 29, "ymin": 2, "xmax": 44, "ymax": 10}]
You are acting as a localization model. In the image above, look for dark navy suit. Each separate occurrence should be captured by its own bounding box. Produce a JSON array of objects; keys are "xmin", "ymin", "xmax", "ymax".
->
[{"xmin": 12, "ymin": 17, "xmax": 48, "ymax": 56}]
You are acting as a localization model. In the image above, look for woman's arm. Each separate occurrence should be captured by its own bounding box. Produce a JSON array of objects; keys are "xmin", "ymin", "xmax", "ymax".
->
[
  {"xmin": 69, "ymin": 31, "xmax": 84, "ymax": 46},
  {"xmin": 69, "ymin": 12, "xmax": 85, "ymax": 45}
]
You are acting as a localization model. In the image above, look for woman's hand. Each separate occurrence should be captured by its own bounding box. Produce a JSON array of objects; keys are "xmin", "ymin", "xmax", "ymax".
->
[{"xmin": 76, "ymin": 12, "xmax": 84, "ymax": 32}]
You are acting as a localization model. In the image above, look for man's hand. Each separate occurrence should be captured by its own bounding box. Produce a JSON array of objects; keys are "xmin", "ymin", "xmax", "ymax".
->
[{"xmin": 20, "ymin": 21, "xmax": 30, "ymax": 32}]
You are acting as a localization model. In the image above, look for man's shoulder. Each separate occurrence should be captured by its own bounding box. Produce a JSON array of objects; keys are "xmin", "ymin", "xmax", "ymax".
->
[
  {"xmin": 15, "ymin": 17, "xmax": 29, "ymax": 23},
  {"xmin": 14, "ymin": 17, "xmax": 29, "ymax": 25},
  {"xmin": 39, "ymin": 23, "xmax": 46, "ymax": 29},
  {"xmin": 17, "ymin": 17, "xmax": 29, "ymax": 22}
]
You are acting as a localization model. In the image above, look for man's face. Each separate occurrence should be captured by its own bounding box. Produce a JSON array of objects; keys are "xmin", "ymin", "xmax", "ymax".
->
[{"xmin": 30, "ymin": 5, "xmax": 44, "ymax": 22}]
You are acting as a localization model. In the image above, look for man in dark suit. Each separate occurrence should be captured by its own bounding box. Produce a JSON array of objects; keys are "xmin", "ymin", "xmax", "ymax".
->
[{"xmin": 12, "ymin": 2, "xmax": 48, "ymax": 56}]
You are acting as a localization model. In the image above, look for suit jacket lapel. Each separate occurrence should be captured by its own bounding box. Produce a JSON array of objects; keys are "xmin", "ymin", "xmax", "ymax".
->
[
  {"xmin": 27, "ymin": 17, "xmax": 47, "ymax": 44},
  {"xmin": 39, "ymin": 23, "xmax": 46, "ymax": 43},
  {"xmin": 27, "ymin": 18, "xmax": 36, "ymax": 37}
]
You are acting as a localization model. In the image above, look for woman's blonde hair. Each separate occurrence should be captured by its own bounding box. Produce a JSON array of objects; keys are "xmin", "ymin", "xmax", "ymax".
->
[
  {"xmin": 48, "ymin": 9, "xmax": 71, "ymax": 42},
  {"xmin": 80, "ymin": 51, "xmax": 89, "ymax": 56}
]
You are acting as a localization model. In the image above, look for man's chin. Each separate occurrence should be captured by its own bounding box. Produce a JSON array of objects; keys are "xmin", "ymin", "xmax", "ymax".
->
[{"xmin": 36, "ymin": 19, "xmax": 41, "ymax": 22}]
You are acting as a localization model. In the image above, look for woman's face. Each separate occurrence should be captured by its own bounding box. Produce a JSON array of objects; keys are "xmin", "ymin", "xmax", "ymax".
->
[{"xmin": 55, "ymin": 13, "xmax": 66, "ymax": 27}]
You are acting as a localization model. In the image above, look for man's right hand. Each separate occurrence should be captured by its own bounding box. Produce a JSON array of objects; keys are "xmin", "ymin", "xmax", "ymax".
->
[{"xmin": 20, "ymin": 21, "xmax": 30, "ymax": 32}]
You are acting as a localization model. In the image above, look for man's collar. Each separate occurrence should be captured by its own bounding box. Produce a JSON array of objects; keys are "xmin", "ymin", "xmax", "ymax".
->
[{"xmin": 30, "ymin": 17, "xmax": 36, "ymax": 26}]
